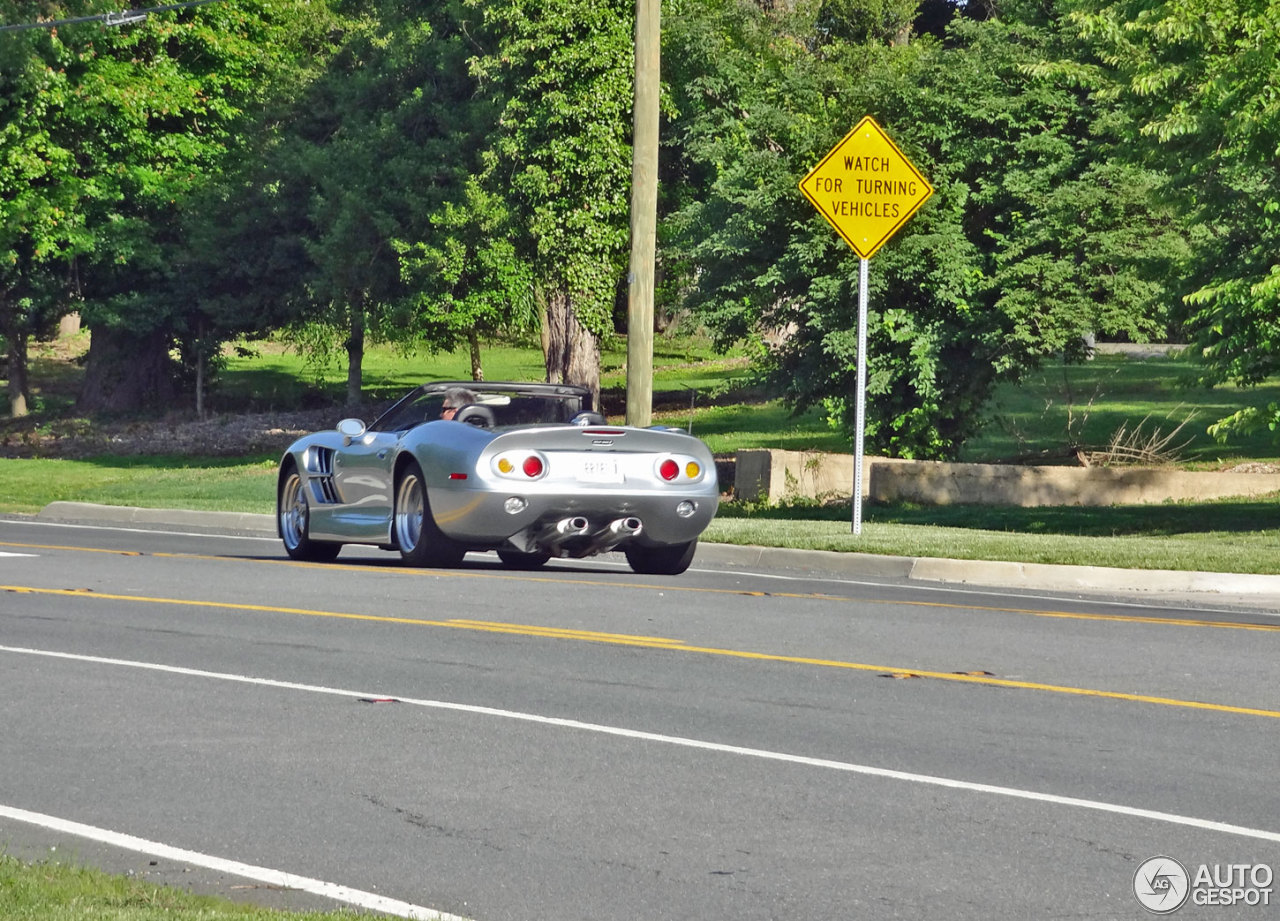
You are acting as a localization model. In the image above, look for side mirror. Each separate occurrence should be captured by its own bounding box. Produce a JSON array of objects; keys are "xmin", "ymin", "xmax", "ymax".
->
[{"xmin": 337, "ymin": 418, "xmax": 367, "ymax": 445}]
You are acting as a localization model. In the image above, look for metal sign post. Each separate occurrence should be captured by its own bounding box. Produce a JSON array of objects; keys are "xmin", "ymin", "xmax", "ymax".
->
[
  {"xmin": 853, "ymin": 258, "xmax": 869, "ymax": 534},
  {"xmin": 798, "ymin": 116, "xmax": 934, "ymax": 534}
]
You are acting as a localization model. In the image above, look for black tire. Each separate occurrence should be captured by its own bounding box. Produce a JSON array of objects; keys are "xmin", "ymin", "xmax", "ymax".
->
[
  {"xmin": 497, "ymin": 549, "xmax": 552, "ymax": 570},
  {"xmin": 277, "ymin": 464, "xmax": 342, "ymax": 563},
  {"xmin": 624, "ymin": 539, "xmax": 697, "ymax": 576},
  {"xmin": 394, "ymin": 460, "xmax": 467, "ymax": 567}
]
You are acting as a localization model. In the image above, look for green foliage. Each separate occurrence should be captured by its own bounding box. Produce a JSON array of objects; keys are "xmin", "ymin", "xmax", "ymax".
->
[
  {"xmin": 0, "ymin": 0, "xmax": 345, "ymax": 410},
  {"xmin": 1206, "ymin": 403, "xmax": 1280, "ymax": 446},
  {"xmin": 215, "ymin": 336, "xmax": 552, "ymax": 408},
  {"xmin": 655, "ymin": 400, "xmax": 852, "ymax": 455},
  {"xmin": 72, "ymin": 0, "xmax": 327, "ymax": 327},
  {"xmin": 5, "ymin": 0, "xmax": 1275, "ymax": 452},
  {"xmin": 1069, "ymin": 0, "xmax": 1280, "ymax": 396},
  {"xmin": 812, "ymin": 0, "xmax": 919, "ymax": 45},
  {"xmin": 962, "ymin": 351, "xmax": 1280, "ymax": 464},
  {"xmin": 665, "ymin": 3, "xmax": 1184, "ymax": 459},
  {"xmin": 0, "ymin": 12, "xmax": 99, "ymax": 410},
  {"xmin": 466, "ymin": 0, "xmax": 634, "ymax": 336},
  {"xmin": 393, "ymin": 178, "xmax": 537, "ymax": 345}
]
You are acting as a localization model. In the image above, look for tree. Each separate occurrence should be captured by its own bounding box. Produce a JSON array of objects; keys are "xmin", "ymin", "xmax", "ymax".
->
[
  {"xmin": 813, "ymin": 0, "xmax": 919, "ymax": 45},
  {"xmin": 394, "ymin": 179, "xmax": 536, "ymax": 381},
  {"xmin": 664, "ymin": 0, "xmax": 1184, "ymax": 458},
  {"xmin": 1068, "ymin": 0, "xmax": 1280, "ymax": 440},
  {"xmin": 1, "ymin": 0, "xmax": 338, "ymax": 414},
  {"xmin": 154, "ymin": 0, "xmax": 347, "ymax": 413},
  {"xmin": 182, "ymin": 0, "xmax": 517, "ymax": 407},
  {"xmin": 0, "ymin": 16, "xmax": 96, "ymax": 416},
  {"xmin": 466, "ymin": 0, "xmax": 635, "ymax": 405}
]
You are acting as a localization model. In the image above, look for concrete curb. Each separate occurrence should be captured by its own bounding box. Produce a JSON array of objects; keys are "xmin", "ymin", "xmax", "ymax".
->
[
  {"xmin": 694, "ymin": 540, "xmax": 1280, "ymax": 599},
  {"xmin": 32, "ymin": 501, "xmax": 1280, "ymax": 602},
  {"xmin": 39, "ymin": 501, "xmax": 277, "ymax": 536},
  {"xmin": 905, "ymin": 556, "xmax": 1280, "ymax": 597}
]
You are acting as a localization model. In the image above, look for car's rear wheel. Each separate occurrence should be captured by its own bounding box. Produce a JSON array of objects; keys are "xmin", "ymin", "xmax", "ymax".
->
[
  {"xmin": 624, "ymin": 539, "xmax": 697, "ymax": 575},
  {"xmin": 497, "ymin": 549, "xmax": 552, "ymax": 570},
  {"xmin": 395, "ymin": 461, "xmax": 466, "ymax": 567},
  {"xmin": 278, "ymin": 465, "xmax": 341, "ymax": 563}
]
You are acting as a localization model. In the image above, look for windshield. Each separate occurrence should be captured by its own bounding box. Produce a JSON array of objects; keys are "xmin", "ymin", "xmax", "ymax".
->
[{"xmin": 370, "ymin": 385, "xmax": 590, "ymax": 433}]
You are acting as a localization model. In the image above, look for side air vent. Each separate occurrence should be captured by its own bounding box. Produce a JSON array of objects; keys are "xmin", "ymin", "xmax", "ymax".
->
[{"xmin": 305, "ymin": 447, "xmax": 340, "ymax": 503}]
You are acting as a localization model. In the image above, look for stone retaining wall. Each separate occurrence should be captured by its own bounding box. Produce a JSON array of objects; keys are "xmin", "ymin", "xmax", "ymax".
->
[{"xmin": 734, "ymin": 449, "xmax": 1280, "ymax": 507}]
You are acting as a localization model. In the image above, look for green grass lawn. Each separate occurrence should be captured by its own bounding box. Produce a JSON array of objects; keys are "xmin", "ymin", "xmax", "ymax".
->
[
  {"xmin": 0, "ymin": 455, "xmax": 278, "ymax": 515},
  {"xmin": 657, "ymin": 400, "xmax": 849, "ymax": 455},
  {"xmin": 710, "ymin": 494, "xmax": 1280, "ymax": 574},
  {"xmin": 0, "ymin": 854, "xmax": 370, "ymax": 921},
  {"xmin": 961, "ymin": 352, "xmax": 1280, "ymax": 466}
]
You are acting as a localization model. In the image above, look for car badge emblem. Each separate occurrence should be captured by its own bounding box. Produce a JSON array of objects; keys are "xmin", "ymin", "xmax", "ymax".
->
[{"xmin": 592, "ymin": 439, "xmax": 614, "ymax": 446}]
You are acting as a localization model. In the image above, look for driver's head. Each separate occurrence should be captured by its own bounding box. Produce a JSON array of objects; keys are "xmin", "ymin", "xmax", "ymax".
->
[{"xmin": 441, "ymin": 387, "xmax": 477, "ymax": 419}]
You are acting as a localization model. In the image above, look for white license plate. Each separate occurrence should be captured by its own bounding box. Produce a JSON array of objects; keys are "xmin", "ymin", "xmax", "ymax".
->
[{"xmin": 578, "ymin": 458, "xmax": 624, "ymax": 484}]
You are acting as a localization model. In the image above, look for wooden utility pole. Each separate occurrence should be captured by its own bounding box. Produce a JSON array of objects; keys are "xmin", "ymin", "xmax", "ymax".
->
[{"xmin": 625, "ymin": 0, "xmax": 659, "ymax": 427}]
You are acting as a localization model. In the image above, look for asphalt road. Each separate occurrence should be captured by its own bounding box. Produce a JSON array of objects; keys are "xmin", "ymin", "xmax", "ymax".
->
[{"xmin": 2, "ymin": 515, "xmax": 1278, "ymax": 920}]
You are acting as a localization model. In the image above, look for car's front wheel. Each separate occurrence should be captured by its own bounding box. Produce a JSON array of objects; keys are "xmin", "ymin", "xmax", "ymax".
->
[
  {"xmin": 624, "ymin": 540, "xmax": 697, "ymax": 576},
  {"xmin": 394, "ymin": 461, "xmax": 466, "ymax": 567},
  {"xmin": 278, "ymin": 464, "xmax": 341, "ymax": 563}
]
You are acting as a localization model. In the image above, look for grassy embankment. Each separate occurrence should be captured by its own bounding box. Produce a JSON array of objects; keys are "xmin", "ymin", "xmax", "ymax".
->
[
  {"xmin": 4, "ymin": 335, "xmax": 1280, "ymax": 573},
  {"xmin": 0, "ymin": 852, "xmax": 376, "ymax": 921}
]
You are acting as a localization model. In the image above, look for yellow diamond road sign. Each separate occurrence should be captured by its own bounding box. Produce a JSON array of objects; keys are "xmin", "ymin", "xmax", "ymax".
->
[{"xmin": 799, "ymin": 116, "xmax": 933, "ymax": 259}]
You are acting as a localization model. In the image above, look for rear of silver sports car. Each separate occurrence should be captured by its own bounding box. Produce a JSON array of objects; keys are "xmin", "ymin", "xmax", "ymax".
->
[{"xmin": 426, "ymin": 425, "xmax": 719, "ymax": 558}]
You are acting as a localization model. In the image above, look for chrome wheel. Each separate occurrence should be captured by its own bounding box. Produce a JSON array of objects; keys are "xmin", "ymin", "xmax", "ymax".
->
[
  {"xmin": 394, "ymin": 461, "xmax": 466, "ymax": 567},
  {"xmin": 394, "ymin": 471, "xmax": 425, "ymax": 552},
  {"xmin": 276, "ymin": 463, "xmax": 341, "ymax": 562},
  {"xmin": 279, "ymin": 472, "xmax": 308, "ymax": 551}
]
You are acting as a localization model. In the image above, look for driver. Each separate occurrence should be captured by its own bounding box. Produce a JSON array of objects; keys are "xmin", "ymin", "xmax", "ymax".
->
[{"xmin": 440, "ymin": 387, "xmax": 477, "ymax": 420}]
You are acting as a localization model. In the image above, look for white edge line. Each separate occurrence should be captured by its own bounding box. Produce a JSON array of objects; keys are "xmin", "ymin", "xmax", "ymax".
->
[
  {"xmin": 4, "ymin": 643, "xmax": 1280, "ymax": 846},
  {"xmin": 4, "ymin": 518, "xmax": 277, "ymax": 542},
  {"xmin": 0, "ymin": 803, "xmax": 471, "ymax": 921}
]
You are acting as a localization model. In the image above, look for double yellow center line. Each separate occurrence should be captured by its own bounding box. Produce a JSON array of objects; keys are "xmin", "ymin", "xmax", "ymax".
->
[{"xmin": 5, "ymin": 579, "xmax": 1279, "ymax": 720}]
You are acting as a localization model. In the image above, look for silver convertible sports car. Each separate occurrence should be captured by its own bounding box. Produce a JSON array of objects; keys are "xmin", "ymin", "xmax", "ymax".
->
[{"xmin": 276, "ymin": 381, "xmax": 719, "ymax": 575}]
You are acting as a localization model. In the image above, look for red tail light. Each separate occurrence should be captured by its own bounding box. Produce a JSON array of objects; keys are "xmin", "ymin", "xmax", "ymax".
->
[
  {"xmin": 658, "ymin": 459, "xmax": 680, "ymax": 481},
  {"xmin": 522, "ymin": 455, "xmax": 545, "ymax": 478}
]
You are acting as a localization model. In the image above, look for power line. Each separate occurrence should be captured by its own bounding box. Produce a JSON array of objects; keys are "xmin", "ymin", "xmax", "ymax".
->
[{"xmin": 0, "ymin": 0, "xmax": 224, "ymax": 33}]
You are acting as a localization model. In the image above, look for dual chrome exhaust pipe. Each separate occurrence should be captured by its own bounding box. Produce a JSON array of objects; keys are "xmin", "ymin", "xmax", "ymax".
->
[{"xmin": 536, "ymin": 515, "xmax": 642, "ymax": 556}]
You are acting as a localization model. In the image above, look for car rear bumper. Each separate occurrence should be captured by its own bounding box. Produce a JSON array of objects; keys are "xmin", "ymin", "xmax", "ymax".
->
[{"xmin": 431, "ymin": 486, "xmax": 719, "ymax": 551}]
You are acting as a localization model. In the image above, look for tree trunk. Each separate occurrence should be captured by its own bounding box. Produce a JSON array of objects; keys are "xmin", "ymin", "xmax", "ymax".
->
[
  {"xmin": 468, "ymin": 329, "xmax": 484, "ymax": 381},
  {"xmin": 539, "ymin": 297, "xmax": 550, "ymax": 364},
  {"xmin": 194, "ymin": 317, "xmax": 207, "ymax": 420},
  {"xmin": 344, "ymin": 297, "xmax": 365, "ymax": 410},
  {"xmin": 77, "ymin": 326, "xmax": 177, "ymax": 413},
  {"xmin": 544, "ymin": 288, "xmax": 601, "ymax": 410},
  {"xmin": 2, "ymin": 321, "xmax": 30, "ymax": 418},
  {"xmin": 195, "ymin": 346, "xmax": 206, "ymax": 420}
]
